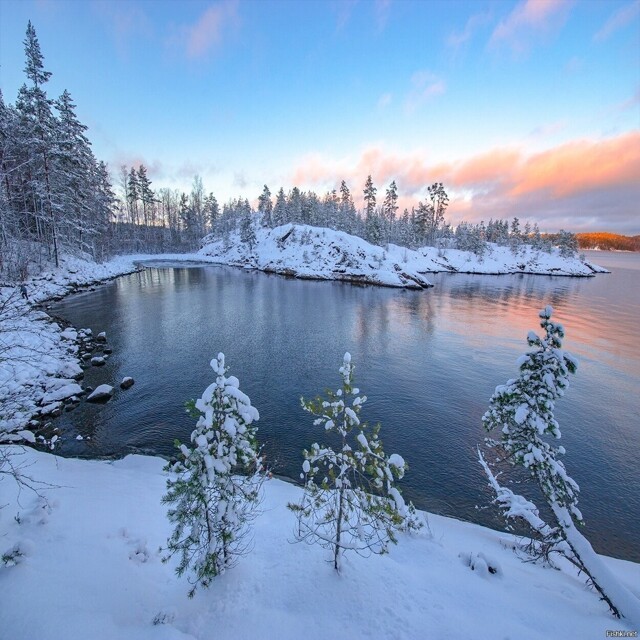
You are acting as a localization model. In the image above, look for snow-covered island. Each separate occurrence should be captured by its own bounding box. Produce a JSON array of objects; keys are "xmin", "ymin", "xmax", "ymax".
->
[
  {"xmin": 197, "ymin": 224, "xmax": 608, "ymax": 289},
  {"xmin": 0, "ymin": 445, "xmax": 638, "ymax": 640}
]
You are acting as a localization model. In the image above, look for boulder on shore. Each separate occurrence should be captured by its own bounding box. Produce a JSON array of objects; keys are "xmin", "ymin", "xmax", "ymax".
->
[{"xmin": 86, "ymin": 385, "xmax": 114, "ymax": 403}]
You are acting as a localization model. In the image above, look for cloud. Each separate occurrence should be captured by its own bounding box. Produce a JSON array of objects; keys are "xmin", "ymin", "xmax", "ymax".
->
[
  {"xmin": 405, "ymin": 71, "xmax": 446, "ymax": 113},
  {"xmin": 289, "ymin": 132, "xmax": 640, "ymax": 233},
  {"xmin": 377, "ymin": 93, "xmax": 392, "ymax": 109},
  {"xmin": 509, "ymin": 133, "xmax": 640, "ymax": 197},
  {"xmin": 374, "ymin": 0, "xmax": 392, "ymax": 32},
  {"xmin": 93, "ymin": 0, "xmax": 152, "ymax": 57},
  {"xmin": 447, "ymin": 9, "xmax": 492, "ymax": 51},
  {"xmin": 489, "ymin": 0, "xmax": 573, "ymax": 55},
  {"xmin": 334, "ymin": 0, "xmax": 359, "ymax": 32},
  {"xmin": 233, "ymin": 171, "xmax": 248, "ymax": 190},
  {"xmin": 179, "ymin": 0, "xmax": 240, "ymax": 59},
  {"xmin": 594, "ymin": 1, "xmax": 640, "ymax": 42}
]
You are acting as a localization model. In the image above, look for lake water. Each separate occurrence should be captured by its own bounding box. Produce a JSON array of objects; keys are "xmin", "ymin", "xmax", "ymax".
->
[{"xmin": 50, "ymin": 250, "xmax": 640, "ymax": 562}]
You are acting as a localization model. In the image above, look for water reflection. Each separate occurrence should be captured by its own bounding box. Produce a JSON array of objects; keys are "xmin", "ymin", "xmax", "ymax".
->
[{"xmin": 50, "ymin": 255, "xmax": 640, "ymax": 561}]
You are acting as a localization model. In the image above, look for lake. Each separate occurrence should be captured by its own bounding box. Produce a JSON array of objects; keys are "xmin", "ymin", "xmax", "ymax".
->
[{"xmin": 50, "ymin": 250, "xmax": 640, "ymax": 562}]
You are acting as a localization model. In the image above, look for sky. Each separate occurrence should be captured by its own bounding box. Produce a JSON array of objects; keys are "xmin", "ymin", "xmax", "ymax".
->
[{"xmin": 0, "ymin": 0, "xmax": 638, "ymax": 234}]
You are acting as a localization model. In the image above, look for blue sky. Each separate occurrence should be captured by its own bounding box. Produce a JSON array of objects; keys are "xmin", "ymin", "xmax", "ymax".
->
[{"xmin": 1, "ymin": 0, "xmax": 638, "ymax": 233}]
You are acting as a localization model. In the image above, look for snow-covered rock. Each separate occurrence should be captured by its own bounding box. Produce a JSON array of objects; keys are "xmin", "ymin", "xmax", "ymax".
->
[
  {"xmin": 86, "ymin": 384, "xmax": 114, "ymax": 403},
  {"xmin": 120, "ymin": 377, "xmax": 134, "ymax": 390},
  {"xmin": 90, "ymin": 356, "xmax": 106, "ymax": 367}
]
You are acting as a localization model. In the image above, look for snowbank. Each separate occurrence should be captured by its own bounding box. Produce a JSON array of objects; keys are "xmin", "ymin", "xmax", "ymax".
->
[
  {"xmin": 0, "ymin": 446, "xmax": 637, "ymax": 640},
  {"xmin": 198, "ymin": 224, "xmax": 607, "ymax": 287}
]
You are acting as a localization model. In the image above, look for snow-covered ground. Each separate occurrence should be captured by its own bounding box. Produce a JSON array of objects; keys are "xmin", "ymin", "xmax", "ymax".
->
[
  {"xmin": 199, "ymin": 224, "xmax": 608, "ymax": 288},
  {"xmin": 0, "ymin": 445, "xmax": 637, "ymax": 640}
]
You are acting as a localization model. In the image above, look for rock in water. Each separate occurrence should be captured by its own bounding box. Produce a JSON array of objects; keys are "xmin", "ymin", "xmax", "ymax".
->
[
  {"xmin": 86, "ymin": 385, "xmax": 114, "ymax": 403},
  {"xmin": 91, "ymin": 356, "xmax": 106, "ymax": 367},
  {"xmin": 96, "ymin": 331, "xmax": 107, "ymax": 343},
  {"xmin": 120, "ymin": 377, "xmax": 134, "ymax": 390}
]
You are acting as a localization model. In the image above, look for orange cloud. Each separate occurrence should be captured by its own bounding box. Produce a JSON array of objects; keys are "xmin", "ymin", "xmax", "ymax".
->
[
  {"xmin": 449, "ymin": 148, "xmax": 521, "ymax": 188},
  {"xmin": 184, "ymin": 0, "xmax": 239, "ymax": 59},
  {"xmin": 289, "ymin": 131, "xmax": 640, "ymax": 232},
  {"xmin": 489, "ymin": 0, "xmax": 573, "ymax": 53},
  {"xmin": 510, "ymin": 132, "xmax": 640, "ymax": 197}
]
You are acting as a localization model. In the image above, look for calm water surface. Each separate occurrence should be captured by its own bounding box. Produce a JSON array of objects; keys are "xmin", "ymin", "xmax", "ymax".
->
[{"xmin": 50, "ymin": 250, "xmax": 640, "ymax": 562}]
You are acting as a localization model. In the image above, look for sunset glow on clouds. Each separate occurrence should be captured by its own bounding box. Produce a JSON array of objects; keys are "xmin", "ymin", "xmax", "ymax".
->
[{"xmin": 0, "ymin": 0, "xmax": 638, "ymax": 233}]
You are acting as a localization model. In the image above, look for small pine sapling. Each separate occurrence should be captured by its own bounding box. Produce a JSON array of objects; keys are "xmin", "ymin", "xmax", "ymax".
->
[
  {"xmin": 288, "ymin": 352, "xmax": 421, "ymax": 571},
  {"xmin": 479, "ymin": 307, "xmax": 640, "ymax": 624},
  {"xmin": 161, "ymin": 353, "xmax": 264, "ymax": 597}
]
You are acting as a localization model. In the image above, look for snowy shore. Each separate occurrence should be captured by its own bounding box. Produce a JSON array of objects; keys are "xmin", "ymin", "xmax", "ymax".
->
[{"xmin": 0, "ymin": 445, "xmax": 638, "ymax": 640}]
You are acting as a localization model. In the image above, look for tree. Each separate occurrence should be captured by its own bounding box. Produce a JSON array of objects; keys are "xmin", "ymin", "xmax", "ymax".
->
[
  {"xmin": 272, "ymin": 187, "xmax": 288, "ymax": 227},
  {"xmin": 288, "ymin": 352, "xmax": 421, "ymax": 572},
  {"xmin": 555, "ymin": 230, "xmax": 578, "ymax": 258},
  {"xmin": 257, "ymin": 184, "xmax": 273, "ymax": 227},
  {"xmin": 239, "ymin": 199, "xmax": 256, "ymax": 252},
  {"xmin": 338, "ymin": 180, "xmax": 357, "ymax": 233},
  {"xmin": 162, "ymin": 353, "xmax": 264, "ymax": 597},
  {"xmin": 479, "ymin": 307, "xmax": 640, "ymax": 625},
  {"xmin": 54, "ymin": 89, "xmax": 98, "ymax": 254},
  {"xmin": 17, "ymin": 22, "xmax": 60, "ymax": 266},
  {"xmin": 363, "ymin": 175, "xmax": 377, "ymax": 219},
  {"xmin": 383, "ymin": 180, "xmax": 399, "ymax": 242},
  {"xmin": 204, "ymin": 192, "xmax": 219, "ymax": 233}
]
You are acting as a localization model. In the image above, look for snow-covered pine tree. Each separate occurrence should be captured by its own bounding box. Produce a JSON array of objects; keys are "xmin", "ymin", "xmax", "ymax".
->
[
  {"xmin": 162, "ymin": 353, "xmax": 264, "ymax": 597},
  {"xmin": 288, "ymin": 352, "xmax": 421, "ymax": 572},
  {"xmin": 480, "ymin": 307, "xmax": 640, "ymax": 625},
  {"xmin": 257, "ymin": 184, "xmax": 273, "ymax": 227},
  {"xmin": 239, "ymin": 201, "xmax": 256, "ymax": 253}
]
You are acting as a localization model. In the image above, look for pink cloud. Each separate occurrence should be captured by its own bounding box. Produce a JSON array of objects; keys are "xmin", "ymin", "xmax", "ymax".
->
[
  {"xmin": 289, "ymin": 132, "xmax": 640, "ymax": 233},
  {"xmin": 405, "ymin": 71, "xmax": 446, "ymax": 113},
  {"xmin": 509, "ymin": 132, "xmax": 640, "ymax": 197},
  {"xmin": 183, "ymin": 0, "xmax": 240, "ymax": 59},
  {"xmin": 489, "ymin": 0, "xmax": 573, "ymax": 54},
  {"xmin": 93, "ymin": 0, "xmax": 152, "ymax": 58},
  {"xmin": 594, "ymin": 1, "xmax": 640, "ymax": 42},
  {"xmin": 447, "ymin": 9, "xmax": 493, "ymax": 51}
]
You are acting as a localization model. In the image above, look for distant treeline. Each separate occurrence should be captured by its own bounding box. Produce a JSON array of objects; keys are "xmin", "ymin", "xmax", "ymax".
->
[{"xmin": 576, "ymin": 233, "xmax": 640, "ymax": 252}]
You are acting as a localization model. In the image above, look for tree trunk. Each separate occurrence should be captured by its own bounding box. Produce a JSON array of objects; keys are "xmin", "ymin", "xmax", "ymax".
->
[{"xmin": 551, "ymin": 503, "xmax": 640, "ymax": 627}]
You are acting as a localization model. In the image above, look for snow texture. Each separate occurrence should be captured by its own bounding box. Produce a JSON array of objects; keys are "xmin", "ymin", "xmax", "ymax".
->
[
  {"xmin": 199, "ymin": 224, "xmax": 607, "ymax": 289},
  {"xmin": 0, "ymin": 445, "xmax": 637, "ymax": 640}
]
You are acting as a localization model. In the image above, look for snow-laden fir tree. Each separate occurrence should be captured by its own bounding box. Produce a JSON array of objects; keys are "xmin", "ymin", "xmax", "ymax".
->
[
  {"xmin": 479, "ymin": 307, "xmax": 640, "ymax": 624},
  {"xmin": 288, "ymin": 352, "xmax": 421, "ymax": 571},
  {"xmin": 162, "ymin": 353, "xmax": 264, "ymax": 597}
]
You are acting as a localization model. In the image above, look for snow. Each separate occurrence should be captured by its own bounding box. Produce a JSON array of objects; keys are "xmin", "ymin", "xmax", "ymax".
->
[
  {"xmin": 86, "ymin": 384, "xmax": 114, "ymax": 402},
  {"xmin": 388, "ymin": 453, "xmax": 405, "ymax": 469},
  {"xmin": 0, "ymin": 445, "xmax": 637, "ymax": 639},
  {"xmin": 198, "ymin": 224, "xmax": 607, "ymax": 288},
  {"xmin": 41, "ymin": 383, "xmax": 83, "ymax": 404}
]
